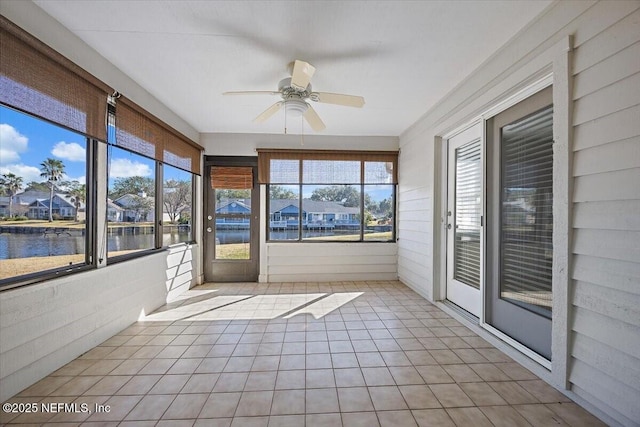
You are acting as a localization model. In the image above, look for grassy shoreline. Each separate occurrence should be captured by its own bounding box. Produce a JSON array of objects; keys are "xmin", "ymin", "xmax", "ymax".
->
[{"xmin": 1, "ymin": 231, "xmax": 392, "ymax": 279}]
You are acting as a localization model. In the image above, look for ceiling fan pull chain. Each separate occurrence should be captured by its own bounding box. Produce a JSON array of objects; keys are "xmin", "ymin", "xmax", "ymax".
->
[{"xmin": 301, "ymin": 114, "xmax": 304, "ymax": 146}]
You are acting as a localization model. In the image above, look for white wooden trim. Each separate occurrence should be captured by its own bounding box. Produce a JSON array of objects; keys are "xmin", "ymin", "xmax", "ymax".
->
[
  {"xmin": 550, "ymin": 35, "xmax": 574, "ymax": 390},
  {"xmin": 481, "ymin": 72, "xmax": 553, "ymax": 119}
]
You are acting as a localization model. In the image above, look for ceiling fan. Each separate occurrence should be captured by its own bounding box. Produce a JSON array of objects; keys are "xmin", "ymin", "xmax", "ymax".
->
[{"xmin": 223, "ymin": 60, "xmax": 365, "ymax": 132}]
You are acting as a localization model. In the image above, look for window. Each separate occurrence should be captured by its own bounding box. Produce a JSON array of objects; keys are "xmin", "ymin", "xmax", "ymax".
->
[
  {"xmin": 162, "ymin": 165, "xmax": 193, "ymax": 245},
  {"xmin": 259, "ymin": 149, "xmax": 397, "ymax": 242},
  {"xmin": 107, "ymin": 145, "xmax": 156, "ymax": 257},
  {"xmin": 1, "ymin": 16, "xmax": 202, "ymax": 287},
  {"xmin": 0, "ymin": 105, "xmax": 91, "ymax": 282}
]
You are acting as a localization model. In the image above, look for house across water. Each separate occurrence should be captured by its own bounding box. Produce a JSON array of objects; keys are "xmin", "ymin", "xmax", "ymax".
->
[{"xmin": 215, "ymin": 198, "xmax": 360, "ymax": 230}]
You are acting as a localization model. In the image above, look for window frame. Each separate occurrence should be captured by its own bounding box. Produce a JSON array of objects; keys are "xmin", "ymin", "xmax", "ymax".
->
[
  {"xmin": 262, "ymin": 151, "xmax": 398, "ymax": 244},
  {"xmin": 0, "ymin": 107, "xmax": 98, "ymax": 290},
  {"xmin": 0, "ymin": 15, "xmax": 202, "ymax": 290}
]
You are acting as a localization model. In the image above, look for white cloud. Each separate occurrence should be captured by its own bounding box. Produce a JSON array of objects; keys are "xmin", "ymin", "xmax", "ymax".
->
[
  {"xmin": 52, "ymin": 141, "xmax": 86, "ymax": 162},
  {"xmin": 109, "ymin": 158, "xmax": 152, "ymax": 178},
  {"xmin": 0, "ymin": 164, "xmax": 42, "ymax": 184},
  {"xmin": 0, "ymin": 124, "xmax": 28, "ymax": 164}
]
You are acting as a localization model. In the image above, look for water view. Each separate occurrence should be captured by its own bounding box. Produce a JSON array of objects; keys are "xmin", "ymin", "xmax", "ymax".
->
[{"xmin": 0, "ymin": 231, "xmax": 192, "ymax": 259}]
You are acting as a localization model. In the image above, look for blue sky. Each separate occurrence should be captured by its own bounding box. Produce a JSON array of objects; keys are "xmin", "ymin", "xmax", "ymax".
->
[{"xmin": 0, "ymin": 105, "xmax": 187, "ymax": 191}]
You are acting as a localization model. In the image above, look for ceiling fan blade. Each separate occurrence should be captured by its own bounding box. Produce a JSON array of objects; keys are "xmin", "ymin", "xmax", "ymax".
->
[
  {"xmin": 223, "ymin": 91, "xmax": 280, "ymax": 96},
  {"xmin": 254, "ymin": 102, "xmax": 283, "ymax": 123},
  {"xmin": 312, "ymin": 92, "xmax": 365, "ymax": 108},
  {"xmin": 290, "ymin": 60, "xmax": 316, "ymax": 91},
  {"xmin": 303, "ymin": 105, "xmax": 326, "ymax": 132}
]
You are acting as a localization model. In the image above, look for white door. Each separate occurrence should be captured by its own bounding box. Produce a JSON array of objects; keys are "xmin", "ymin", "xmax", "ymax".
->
[{"xmin": 446, "ymin": 123, "xmax": 483, "ymax": 317}]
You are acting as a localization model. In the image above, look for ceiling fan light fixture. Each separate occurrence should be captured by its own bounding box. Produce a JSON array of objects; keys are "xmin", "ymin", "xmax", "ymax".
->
[{"xmin": 284, "ymin": 99, "xmax": 308, "ymax": 117}]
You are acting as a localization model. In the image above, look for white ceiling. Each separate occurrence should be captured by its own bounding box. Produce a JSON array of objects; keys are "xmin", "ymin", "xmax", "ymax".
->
[{"xmin": 34, "ymin": 0, "xmax": 551, "ymax": 137}]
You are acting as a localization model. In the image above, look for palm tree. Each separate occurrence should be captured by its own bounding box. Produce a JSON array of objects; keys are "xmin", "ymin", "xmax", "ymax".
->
[
  {"xmin": 68, "ymin": 183, "xmax": 86, "ymax": 222},
  {"xmin": 40, "ymin": 158, "xmax": 65, "ymax": 222},
  {"xmin": 0, "ymin": 173, "xmax": 24, "ymax": 217}
]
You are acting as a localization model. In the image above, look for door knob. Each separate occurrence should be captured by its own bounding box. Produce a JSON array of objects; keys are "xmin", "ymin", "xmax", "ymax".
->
[
  {"xmin": 206, "ymin": 227, "xmax": 212, "ymax": 233},
  {"xmin": 447, "ymin": 224, "xmax": 452, "ymax": 230}
]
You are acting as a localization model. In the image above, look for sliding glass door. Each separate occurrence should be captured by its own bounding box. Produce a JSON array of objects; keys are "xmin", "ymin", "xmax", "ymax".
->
[{"xmin": 485, "ymin": 87, "xmax": 553, "ymax": 359}]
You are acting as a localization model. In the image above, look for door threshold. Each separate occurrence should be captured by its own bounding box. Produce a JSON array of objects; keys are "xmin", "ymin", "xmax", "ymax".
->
[{"xmin": 442, "ymin": 300, "xmax": 479, "ymax": 324}]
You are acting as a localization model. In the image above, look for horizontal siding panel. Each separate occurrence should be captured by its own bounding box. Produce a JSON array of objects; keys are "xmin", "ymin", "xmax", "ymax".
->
[
  {"xmin": 266, "ymin": 243, "xmax": 396, "ymax": 258},
  {"xmin": 1, "ymin": 278, "xmax": 164, "ymax": 378},
  {"xmin": 398, "ymin": 197, "xmax": 430, "ymax": 212},
  {"xmin": 268, "ymin": 263, "xmax": 396, "ymax": 276},
  {"xmin": 573, "ymin": 137, "xmax": 640, "ymax": 176},
  {"xmin": 573, "ymin": 254, "xmax": 640, "ymax": 294},
  {"xmin": 573, "ymin": 105, "xmax": 640, "ymax": 151},
  {"xmin": 0, "ymin": 251, "xmax": 167, "ymax": 328},
  {"xmin": 573, "ymin": 72, "xmax": 640, "ymax": 126},
  {"xmin": 572, "ymin": 332, "xmax": 640, "ymax": 394},
  {"xmin": 573, "ymin": 7, "xmax": 640, "ymax": 74},
  {"xmin": 573, "ymin": 168, "xmax": 640, "ymax": 202},
  {"xmin": 397, "ymin": 256, "xmax": 431, "ymax": 279},
  {"xmin": 572, "ymin": 305, "xmax": 640, "ymax": 358},
  {"xmin": 573, "ymin": 199, "xmax": 640, "ymax": 231},
  {"xmin": 399, "ymin": 220, "xmax": 430, "ymax": 233},
  {"xmin": 574, "ymin": 280, "xmax": 640, "ymax": 325},
  {"xmin": 398, "ymin": 209, "xmax": 430, "ymax": 222},
  {"xmin": 397, "ymin": 230, "xmax": 430, "ymax": 244},
  {"xmin": 398, "ymin": 246, "xmax": 429, "ymax": 267},
  {"xmin": 572, "ymin": 228, "xmax": 640, "ymax": 262},
  {"xmin": 398, "ymin": 270, "xmax": 431, "ymax": 300},
  {"xmin": 268, "ymin": 255, "xmax": 397, "ymax": 267},
  {"xmin": 573, "ymin": 41, "xmax": 640, "ymax": 99},
  {"xmin": 0, "ymin": 276, "xmax": 160, "ymax": 352},
  {"xmin": 398, "ymin": 238, "xmax": 433, "ymax": 256},
  {"xmin": 267, "ymin": 272, "xmax": 397, "ymax": 283},
  {"xmin": 569, "ymin": 358, "xmax": 640, "ymax": 423},
  {"xmin": 572, "ymin": 1, "xmax": 639, "ymax": 47}
]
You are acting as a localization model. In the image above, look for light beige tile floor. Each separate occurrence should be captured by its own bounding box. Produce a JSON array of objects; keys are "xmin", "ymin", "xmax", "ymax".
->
[{"xmin": 1, "ymin": 281, "xmax": 607, "ymax": 426}]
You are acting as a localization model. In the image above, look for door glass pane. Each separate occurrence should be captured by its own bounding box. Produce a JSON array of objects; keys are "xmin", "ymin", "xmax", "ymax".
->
[
  {"xmin": 500, "ymin": 105, "xmax": 553, "ymax": 314},
  {"xmin": 454, "ymin": 140, "xmax": 481, "ymax": 289},
  {"xmin": 214, "ymin": 188, "xmax": 251, "ymax": 260}
]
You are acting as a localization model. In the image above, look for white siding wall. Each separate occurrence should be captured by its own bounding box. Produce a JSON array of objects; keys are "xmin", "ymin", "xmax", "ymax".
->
[
  {"xmin": 0, "ymin": 245, "xmax": 199, "ymax": 402},
  {"xmin": 398, "ymin": 1, "xmax": 640, "ymax": 425},
  {"xmin": 265, "ymin": 243, "xmax": 397, "ymax": 282},
  {"xmin": 569, "ymin": 3, "xmax": 640, "ymax": 424}
]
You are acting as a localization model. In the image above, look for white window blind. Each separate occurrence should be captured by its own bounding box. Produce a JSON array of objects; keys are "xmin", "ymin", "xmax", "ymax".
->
[
  {"xmin": 454, "ymin": 140, "xmax": 482, "ymax": 289},
  {"xmin": 500, "ymin": 105, "xmax": 554, "ymax": 312}
]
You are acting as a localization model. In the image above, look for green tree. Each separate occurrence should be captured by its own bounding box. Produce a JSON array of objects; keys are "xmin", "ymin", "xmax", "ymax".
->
[
  {"xmin": 110, "ymin": 176, "xmax": 154, "ymax": 199},
  {"xmin": 40, "ymin": 158, "xmax": 65, "ymax": 222},
  {"xmin": 0, "ymin": 173, "xmax": 24, "ymax": 217},
  {"xmin": 163, "ymin": 179, "xmax": 192, "ymax": 223},
  {"xmin": 24, "ymin": 181, "xmax": 50, "ymax": 192},
  {"xmin": 310, "ymin": 185, "xmax": 372, "ymax": 208},
  {"xmin": 215, "ymin": 189, "xmax": 251, "ymax": 202},
  {"xmin": 377, "ymin": 197, "xmax": 393, "ymax": 219},
  {"xmin": 67, "ymin": 181, "xmax": 85, "ymax": 223},
  {"xmin": 311, "ymin": 185, "xmax": 359, "ymax": 207},
  {"xmin": 269, "ymin": 185, "xmax": 297, "ymax": 200}
]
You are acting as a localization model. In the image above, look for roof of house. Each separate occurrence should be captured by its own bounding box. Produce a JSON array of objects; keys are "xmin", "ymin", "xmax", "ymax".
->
[{"xmin": 270, "ymin": 199, "xmax": 359, "ymax": 214}]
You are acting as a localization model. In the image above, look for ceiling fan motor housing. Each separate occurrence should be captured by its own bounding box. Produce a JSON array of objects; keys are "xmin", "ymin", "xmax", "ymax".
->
[{"xmin": 278, "ymin": 78, "xmax": 312, "ymax": 99}]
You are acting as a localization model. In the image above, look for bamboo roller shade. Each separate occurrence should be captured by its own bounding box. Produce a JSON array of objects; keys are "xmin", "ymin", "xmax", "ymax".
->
[{"xmin": 211, "ymin": 166, "xmax": 253, "ymax": 189}]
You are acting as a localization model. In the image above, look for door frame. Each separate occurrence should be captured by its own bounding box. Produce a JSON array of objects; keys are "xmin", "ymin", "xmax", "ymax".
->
[
  {"xmin": 434, "ymin": 36, "xmax": 572, "ymax": 388},
  {"xmin": 203, "ymin": 156, "xmax": 260, "ymax": 282},
  {"xmin": 444, "ymin": 121, "xmax": 484, "ymax": 318}
]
